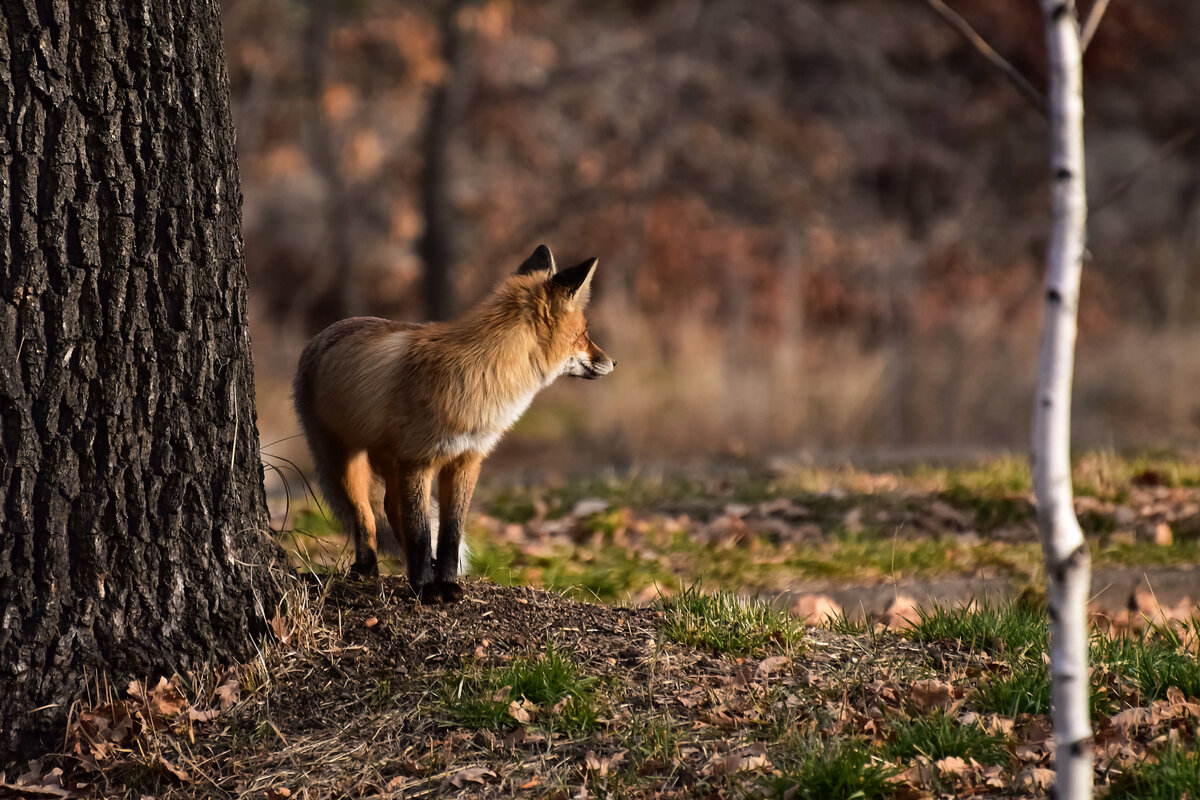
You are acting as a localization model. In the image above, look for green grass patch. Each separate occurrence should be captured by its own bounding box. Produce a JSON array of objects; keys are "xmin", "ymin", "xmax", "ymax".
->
[
  {"xmin": 444, "ymin": 643, "xmax": 602, "ymax": 735},
  {"xmin": 762, "ymin": 736, "xmax": 898, "ymax": 800},
  {"xmin": 657, "ymin": 585, "xmax": 804, "ymax": 655},
  {"xmin": 906, "ymin": 601, "xmax": 1048, "ymax": 659},
  {"xmin": 1093, "ymin": 624, "xmax": 1200, "ymax": 703},
  {"xmin": 1106, "ymin": 741, "xmax": 1200, "ymax": 800},
  {"xmin": 883, "ymin": 711, "xmax": 1010, "ymax": 765},
  {"xmin": 972, "ymin": 662, "xmax": 1051, "ymax": 717}
]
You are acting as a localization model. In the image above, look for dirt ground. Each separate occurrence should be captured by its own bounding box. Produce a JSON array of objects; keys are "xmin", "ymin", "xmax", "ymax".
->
[{"xmin": 8, "ymin": 573, "xmax": 1196, "ymax": 800}]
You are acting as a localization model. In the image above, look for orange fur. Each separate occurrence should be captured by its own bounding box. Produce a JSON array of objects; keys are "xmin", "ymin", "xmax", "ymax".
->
[{"xmin": 293, "ymin": 246, "xmax": 613, "ymax": 602}]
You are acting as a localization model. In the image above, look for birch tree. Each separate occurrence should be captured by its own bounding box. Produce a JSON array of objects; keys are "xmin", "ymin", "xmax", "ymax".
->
[
  {"xmin": 1033, "ymin": 1, "xmax": 1092, "ymax": 797},
  {"xmin": 920, "ymin": 1, "xmax": 1105, "ymax": 796}
]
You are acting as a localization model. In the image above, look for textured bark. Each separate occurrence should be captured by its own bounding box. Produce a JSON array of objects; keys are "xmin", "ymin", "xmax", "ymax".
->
[
  {"xmin": 1033, "ymin": 1, "xmax": 1092, "ymax": 798},
  {"xmin": 0, "ymin": 0, "xmax": 283, "ymax": 759}
]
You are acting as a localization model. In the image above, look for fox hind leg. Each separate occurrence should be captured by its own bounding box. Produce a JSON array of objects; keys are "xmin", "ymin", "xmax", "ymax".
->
[
  {"xmin": 300, "ymin": 422, "xmax": 380, "ymax": 578},
  {"xmin": 341, "ymin": 452, "xmax": 380, "ymax": 578}
]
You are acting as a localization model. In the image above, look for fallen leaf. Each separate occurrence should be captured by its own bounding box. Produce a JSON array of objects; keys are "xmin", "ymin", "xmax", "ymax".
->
[
  {"xmin": 155, "ymin": 755, "xmax": 190, "ymax": 783},
  {"xmin": 1017, "ymin": 767, "xmax": 1055, "ymax": 791},
  {"xmin": 935, "ymin": 756, "xmax": 969, "ymax": 776},
  {"xmin": 706, "ymin": 742, "xmax": 770, "ymax": 778},
  {"xmin": 909, "ymin": 679, "xmax": 956, "ymax": 713},
  {"xmin": 265, "ymin": 788, "xmax": 292, "ymax": 800},
  {"xmin": 449, "ymin": 766, "xmax": 496, "ymax": 788},
  {"xmin": 187, "ymin": 707, "xmax": 220, "ymax": 722},
  {"xmin": 755, "ymin": 655, "xmax": 790, "ymax": 679},
  {"xmin": 508, "ymin": 699, "xmax": 532, "ymax": 724},
  {"xmin": 215, "ymin": 678, "xmax": 241, "ymax": 709},
  {"xmin": 884, "ymin": 595, "xmax": 921, "ymax": 630}
]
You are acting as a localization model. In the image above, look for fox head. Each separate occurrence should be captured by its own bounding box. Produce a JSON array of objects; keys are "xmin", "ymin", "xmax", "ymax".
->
[{"xmin": 515, "ymin": 244, "xmax": 615, "ymax": 381}]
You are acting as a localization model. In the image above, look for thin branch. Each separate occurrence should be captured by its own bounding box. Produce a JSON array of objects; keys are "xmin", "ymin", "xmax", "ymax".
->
[
  {"xmin": 919, "ymin": 0, "xmax": 1047, "ymax": 116},
  {"xmin": 1080, "ymin": 0, "xmax": 1112, "ymax": 53},
  {"xmin": 1092, "ymin": 126, "xmax": 1198, "ymax": 216}
]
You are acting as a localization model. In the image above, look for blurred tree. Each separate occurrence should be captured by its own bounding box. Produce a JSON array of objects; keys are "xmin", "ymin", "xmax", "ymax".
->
[
  {"xmin": 304, "ymin": 0, "xmax": 365, "ymax": 320},
  {"xmin": 420, "ymin": 0, "xmax": 477, "ymax": 320},
  {"xmin": 0, "ymin": 0, "xmax": 283, "ymax": 758}
]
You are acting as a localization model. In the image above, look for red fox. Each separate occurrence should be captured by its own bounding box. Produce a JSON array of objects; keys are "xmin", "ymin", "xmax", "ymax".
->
[{"xmin": 293, "ymin": 245, "xmax": 614, "ymax": 603}]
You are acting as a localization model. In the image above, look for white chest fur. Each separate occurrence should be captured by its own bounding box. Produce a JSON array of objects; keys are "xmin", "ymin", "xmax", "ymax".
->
[{"xmin": 437, "ymin": 385, "xmax": 541, "ymax": 458}]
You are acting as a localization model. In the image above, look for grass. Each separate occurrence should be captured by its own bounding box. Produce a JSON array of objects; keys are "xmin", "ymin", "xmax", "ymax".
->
[
  {"xmin": 656, "ymin": 584, "xmax": 804, "ymax": 655},
  {"xmin": 972, "ymin": 661, "xmax": 1052, "ymax": 717},
  {"xmin": 444, "ymin": 643, "xmax": 602, "ymax": 735},
  {"xmin": 1106, "ymin": 741, "xmax": 1200, "ymax": 800},
  {"xmin": 762, "ymin": 735, "xmax": 898, "ymax": 800},
  {"xmin": 1092, "ymin": 623, "xmax": 1200, "ymax": 703},
  {"xmin": 906, "ymin": 600, "xmax": 1048, "ymax": 658},
  {"xmin": 883, "ymin": 711, "xmax": 1010, "ymax": 765},
  {"xmin": 902, "ymin": 601, "xmax": 1200, "ymax": 720}
]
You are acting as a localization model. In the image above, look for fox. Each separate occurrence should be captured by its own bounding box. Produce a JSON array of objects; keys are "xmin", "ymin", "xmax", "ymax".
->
[{"xmin": 293, "ymin": 245, "xmax": 614, "ymax": 603}]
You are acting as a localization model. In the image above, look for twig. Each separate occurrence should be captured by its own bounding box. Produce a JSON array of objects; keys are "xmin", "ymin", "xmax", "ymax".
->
[
  {"xmin": 919, "ymin": 0, "xmax": 1047, "ymax": 116},
  {"xmin": 1092, "ymin": 126, "xmax": 1199, "ymax": 216},
  {"xmin": 1080, "ymin": 0, "xmax": 1112, "ymax": 53}
]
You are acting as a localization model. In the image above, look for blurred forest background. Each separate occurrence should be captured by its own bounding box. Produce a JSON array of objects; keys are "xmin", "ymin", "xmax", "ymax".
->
[{"xmin": 226, "ymin": 0, "xmax": 1200, "ymax": 475}]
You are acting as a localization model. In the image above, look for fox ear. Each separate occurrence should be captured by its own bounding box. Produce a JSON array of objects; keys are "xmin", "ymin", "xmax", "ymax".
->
[
  {"xmin": 550, "ymin": 257, "xmax": 597, "ymax": 305},
  {"xmin": 516, "ymin": 244, "xmax": 556, "ymax": 277}
]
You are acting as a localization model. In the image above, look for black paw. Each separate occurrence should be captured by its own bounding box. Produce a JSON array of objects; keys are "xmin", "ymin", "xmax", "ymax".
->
[
  {"xmin": 349, "ymin": 559, "xmax": 380, "ymax": 580},
  {"xmin": 416, "ymin": 580, "xmax": 464, "ymax": 604}
]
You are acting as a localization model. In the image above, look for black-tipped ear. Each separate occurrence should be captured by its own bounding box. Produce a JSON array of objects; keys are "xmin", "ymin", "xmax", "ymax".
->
[
  {"xmin": 550, "ymin": 257, "xmax": 597, "ymax": 301},
  {"xmin": 516, "ymin": 244, "xmax": 556, "ymax": 277}
]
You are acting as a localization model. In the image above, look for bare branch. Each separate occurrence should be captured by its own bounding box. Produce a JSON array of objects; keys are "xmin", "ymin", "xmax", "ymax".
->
[
  {"xmin": 1092, "ymin": 126, "xmax": 1198, "ymax": 216},
  {"xmin": 919, "ymin": 0, "xmax": 1047, "ymax": 116},
  {"xmin": 1080, "ymin": 0, "xmax": 1112, "ymax": 53}
]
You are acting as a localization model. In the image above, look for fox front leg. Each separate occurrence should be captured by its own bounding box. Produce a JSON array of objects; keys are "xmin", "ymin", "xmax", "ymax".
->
[
  {"xmin": 432, "ymin": 454, "xmax": 482, "ymax": 603},
  {"xmin": 385, "ymin": 465, "xmax": 436, "ymax": 601}
]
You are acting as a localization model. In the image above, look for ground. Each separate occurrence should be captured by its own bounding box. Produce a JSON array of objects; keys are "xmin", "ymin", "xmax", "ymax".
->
[
  {"xmin": 7, "ymin": 454, "xmax": 1200, "ymax": 798},
  {"xmin": 9, "ymin": 573, "xmax": 1200, "ymax": 800}
]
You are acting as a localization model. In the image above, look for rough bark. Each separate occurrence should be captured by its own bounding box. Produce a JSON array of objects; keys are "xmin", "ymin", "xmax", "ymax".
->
[
  {"xmin": 1033, "ymin": 1, "xmax": 1092, "ymax": 798},
  {"xmin": 0, "ymin": 0, "xmax": 283, "ymax": 759}
]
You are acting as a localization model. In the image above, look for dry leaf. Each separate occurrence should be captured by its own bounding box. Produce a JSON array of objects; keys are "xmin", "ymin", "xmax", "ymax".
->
[
  {"xmin": 187, "ymin": 707, "xmax": 220, "ymax": 722},
  {"xmin": 508, "ymin": 699, "xmax": 532, "ymax": 724},
  {"xmin": 789, "ymin": 594, "xmax": 842, "ymax": 625},
  {"xmin": 706, "ymin": 742, "xmax": 770, "ymax": 777},
  {"xmin": 935, "ymin": 756, "xmax": 969, "ymax": 776},
  {"xmin": 884, "ymin": 595, "xmax": 921, "ymax": 630},
  {"xmin": 449, "ymin": 766, "xmax": 496, "ymax": 788},
  {"xmin": 755, "ymin": 655, "xmax": 790, "ymax": 679},
  {"xmin": 155, "ymin": 755, "xmax": 190, "ymax": 783},
  {"xmin": 909, "ymin": 679, "xmax": 956, "ymax": 713},
  {"xmin": 1017, "ymin": 766, "xmax": 1055, "ymax": 791},
  {"xmin": 265, "ymin": 788, "xmax": 292, "ymax": 800},
  {"xmin": 1111, "ymin": 706, "xmax": 1157, "ymax": 734},
  {"xmin": 215, "ymin": 678, "xmax": 241, "ymax": 709}
]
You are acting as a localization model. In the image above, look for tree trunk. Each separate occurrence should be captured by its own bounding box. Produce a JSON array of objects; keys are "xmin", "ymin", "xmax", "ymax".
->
[
  {"xmin": 0, "ymin": 0, "xmax": 283, "ymax": 759},
  {"xmin": 419, "ymin": 0, "xmax": 473, "ymax": 321},
  {"xmin": 1033, "ymin": 1, "xmax": 1092, "ymax": 798}
]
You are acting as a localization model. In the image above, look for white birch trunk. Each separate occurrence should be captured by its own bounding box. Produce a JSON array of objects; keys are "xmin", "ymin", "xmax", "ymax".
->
[{"xmin": 1034, "ymin": 2, "xmax": 1092, "ymax": 798}]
